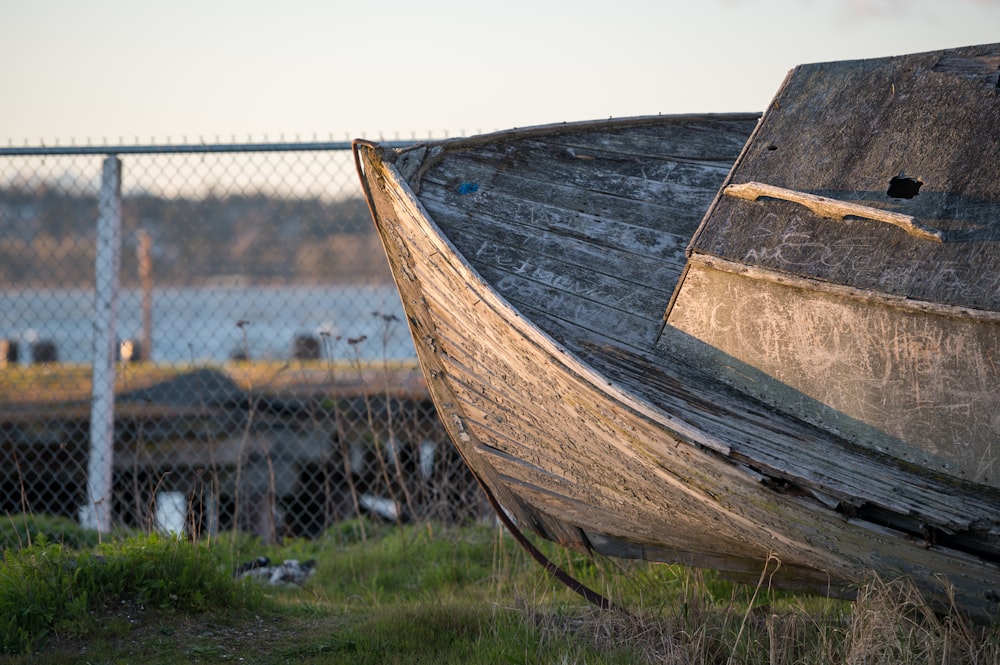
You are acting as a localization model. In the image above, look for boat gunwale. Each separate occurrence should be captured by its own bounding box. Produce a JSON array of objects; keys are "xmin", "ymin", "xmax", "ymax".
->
[{"xmin": 393, "ymin": 112, "xmax": 763, "ymax": 156}]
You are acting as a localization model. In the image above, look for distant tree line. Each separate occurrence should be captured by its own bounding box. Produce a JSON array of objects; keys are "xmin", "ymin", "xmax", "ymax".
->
[{"xmin": 0, "ymin": 185, "xmax": 392, "ymax": 287}]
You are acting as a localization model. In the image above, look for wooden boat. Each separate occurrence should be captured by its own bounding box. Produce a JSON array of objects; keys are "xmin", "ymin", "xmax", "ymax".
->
[{"xmin": 354, "ymin": 44, "xmax": 1000, "ymax": 621}]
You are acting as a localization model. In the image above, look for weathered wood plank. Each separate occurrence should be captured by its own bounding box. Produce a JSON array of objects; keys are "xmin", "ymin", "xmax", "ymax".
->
[
  {"xmin": 724, "ymin": 181, "xmax": 945, "ymax": 242},
  {"xmin": 417, "ymin": 192, "xmax": 680, "ymax": 339},
  {"xmin": 470, "ymin": 266, "xmax": 664, "ymax": 351},
  {"xmin": 582, "ymin": 341, "xmax": 1000, "ymax": 540},
  {"xmin": 434, "ymin": 136, "xmax": 738, "ymax": 199},
  {"xmin": 664, "ymin": 261, "xmax": 1000, "ymax": 488},
  {"xmin": 691, "ymin": 44, "xmax": 1000, "ymax": 311},
  {"xmin": 420, "ymin": 190, "xmax": 687, "ymax": 298},
  {"xmin": 398, "ymin": 114, "xmax": 758, "ymax": 168},
  {"xmin": 421, "ymin": 181, "xmax": 692, "ymax": 269},
  {"xmin": 532, "ymin": 117, "xmax": 759, "ymax": 162},
  {"xmin": 420, "ymin": 151, "xmax": 725, "ymax": 233}
]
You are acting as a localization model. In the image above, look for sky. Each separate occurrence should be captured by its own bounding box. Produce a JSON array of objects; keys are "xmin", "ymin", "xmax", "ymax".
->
[{"xmin": 2, "ymin": 0, "xmax": 999, "ymax": 146}]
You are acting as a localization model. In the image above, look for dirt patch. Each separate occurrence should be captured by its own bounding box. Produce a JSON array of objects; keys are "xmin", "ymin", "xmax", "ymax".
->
[{"xmin": 33, "ymin": 605, "xmax": 344, "ymax": 664}]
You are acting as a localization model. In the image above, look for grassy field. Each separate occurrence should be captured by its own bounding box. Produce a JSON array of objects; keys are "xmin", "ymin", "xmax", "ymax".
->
[{"xmin": 2, "ymin": 514, "xmax": 998, "ymax": 664}]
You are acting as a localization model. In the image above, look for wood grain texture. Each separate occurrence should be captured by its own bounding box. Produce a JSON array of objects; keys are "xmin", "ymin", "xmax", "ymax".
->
[
  {"xmin": 724, "ymin": 181, "xmax": 944, "ymax": 242},
  {"xmin": 670, "ymin": 43, "xmax": 1000, "ymax": 503},
  {"xmin": 691, "ymin": 43, "xmax": 1000, "ymax": 311}
]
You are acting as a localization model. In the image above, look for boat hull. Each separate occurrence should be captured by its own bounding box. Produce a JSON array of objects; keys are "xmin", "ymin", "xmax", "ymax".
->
[{"xmin": 355, "ymin": 114, "xmax": 1000, "ymax": 621}]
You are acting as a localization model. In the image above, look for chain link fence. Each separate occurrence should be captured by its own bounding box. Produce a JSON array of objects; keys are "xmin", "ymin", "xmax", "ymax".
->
[{"xmin": 0, "ymin": 140, "xmax": 486, "ymax": 542}]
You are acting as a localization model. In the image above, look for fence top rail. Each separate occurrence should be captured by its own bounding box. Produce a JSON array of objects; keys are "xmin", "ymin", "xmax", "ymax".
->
[{"xmin": 0, "ymin": 139, "xmax": 418, "ymax": 157}]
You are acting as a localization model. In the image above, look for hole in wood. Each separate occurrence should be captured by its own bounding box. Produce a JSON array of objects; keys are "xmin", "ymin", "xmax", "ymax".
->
[{"xmin": 886, "ymin": 173, "xmax": 922, "ymax": 199}]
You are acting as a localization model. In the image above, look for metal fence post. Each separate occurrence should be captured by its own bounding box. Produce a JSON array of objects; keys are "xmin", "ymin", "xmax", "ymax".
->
[
  {"xmin": 81, "ymin": 155, "xmax": 122, "ymax": 533},
  {"xmin": 137, "ymin": 229, "xmax": 154, "ymax": 360}
]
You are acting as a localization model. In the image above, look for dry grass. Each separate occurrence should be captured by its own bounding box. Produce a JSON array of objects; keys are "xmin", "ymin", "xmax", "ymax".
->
[
  {"xmin": 843, "ymin": 574, "xmax": 1000, "ymax": 664},
  {"xmin": 518, "ymin": 559, "xmax": 1000, "ymax": 664},
  {"xmin": 0, "ymin": 359, "xmax": 423, "ymax": 407}
]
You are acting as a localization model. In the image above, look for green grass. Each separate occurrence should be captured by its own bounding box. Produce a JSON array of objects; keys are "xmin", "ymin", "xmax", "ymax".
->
[
  {"xmin": 0, "ymin": 518, "xmax": 263, "ymax": 657},
  {"xmin": 2, "ymin": 515, "xmax": 998, "ymax": 664}
]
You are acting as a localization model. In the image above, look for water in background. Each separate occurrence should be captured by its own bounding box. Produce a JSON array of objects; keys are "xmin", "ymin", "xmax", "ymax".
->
[{"xmin": 0, "ymin": 284, "xmax": 413, "ymax": 364}]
